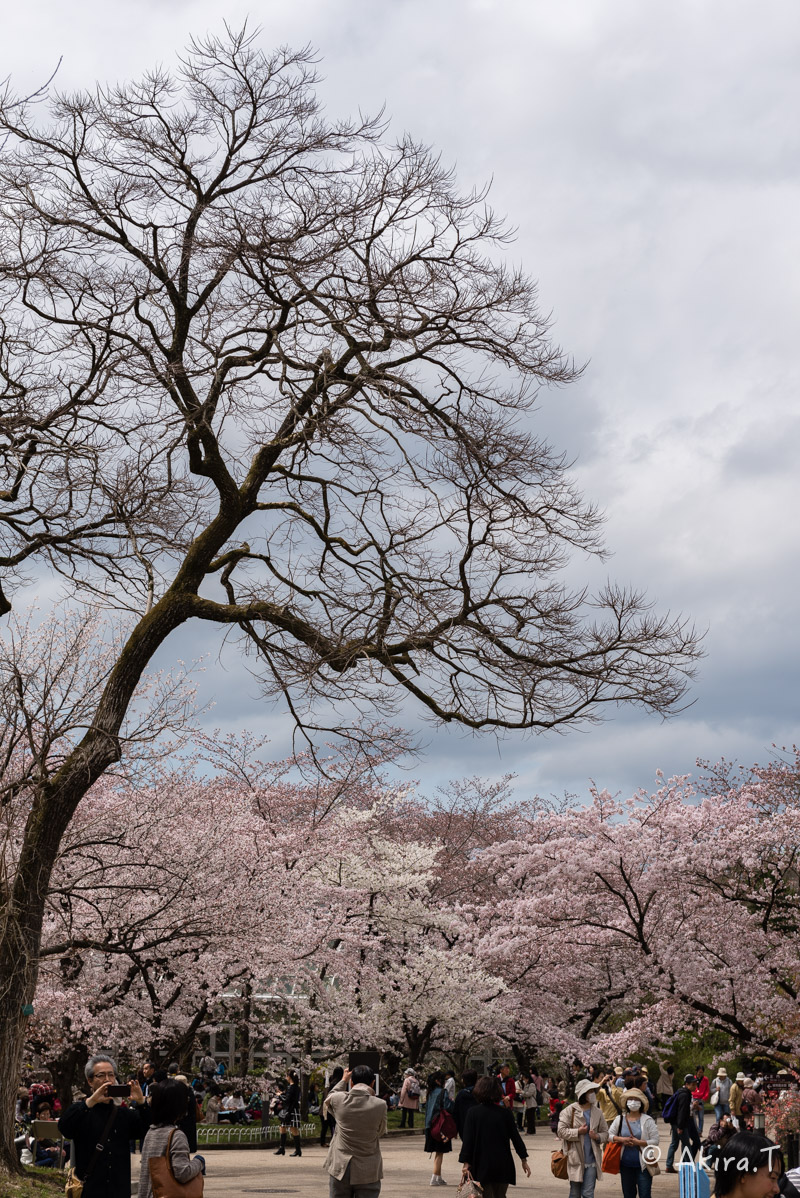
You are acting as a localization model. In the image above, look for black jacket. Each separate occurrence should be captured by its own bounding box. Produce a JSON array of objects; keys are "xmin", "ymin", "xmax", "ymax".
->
[
  {"xmin": 459, "ymin": 1102, "xmax": 528, "ymax": 1186},
  {"xmin": 454, "ymin": 1087, "xmax": 477, "ymax": 1138},
  {"xmin": 59, "ymin": 1100, "xmax": 150, "ymax": 1198},
  {"xmin": 672, "ymin": 1086, "xmax": 694, "ymax": 1130},
  {"xmin": 283, "ymin": 1083, "xmax": 301, "ymax": 1116},
  {"xmin": 176, "ymin": 1082, "xmax": 198, "ymax": 1152}
]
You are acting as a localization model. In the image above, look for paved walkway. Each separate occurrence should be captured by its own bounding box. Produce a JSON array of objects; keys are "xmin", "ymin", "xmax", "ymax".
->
[{"xmin": 186, "ymin": 1123, "xmax": 685, "ymax": 1197}]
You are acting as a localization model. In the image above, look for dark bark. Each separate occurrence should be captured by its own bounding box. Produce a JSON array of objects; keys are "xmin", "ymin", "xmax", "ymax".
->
[
  {"xmin": 238, "ymin": 985, "xmax": 253, "ymax": 1080},
  {"xmin": 46, "ymin": 1043, "xmax": 88, "ymax": 1115},
  {"xmin": 511, "ymin": 1043, "xmax": 533, "ymax": 1075},
  {"xmin": 403, "ymin": 1019, "xmax": 436, "ymax": 1068}
]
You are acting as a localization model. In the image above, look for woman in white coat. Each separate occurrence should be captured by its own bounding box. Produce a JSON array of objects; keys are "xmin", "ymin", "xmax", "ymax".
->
[
  {"xmin": 558, "ymin": 1079, "xmax": 609, "ymax": 1198},
  {"xmin": 608, "ymin": 1087, "xmax": 660, "ymax": 1198}
]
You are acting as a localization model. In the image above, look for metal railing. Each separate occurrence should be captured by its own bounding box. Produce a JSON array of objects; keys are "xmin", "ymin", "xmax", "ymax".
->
[{"xmin": 197, "ymin": 1122, "xmax": 315, "ymax": 1146}]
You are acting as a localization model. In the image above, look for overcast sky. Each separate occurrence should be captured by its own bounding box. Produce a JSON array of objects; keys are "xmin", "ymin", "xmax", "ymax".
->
[{"xmin": 7, "ymin": 0, "xmax": 799, "ymax": 800}]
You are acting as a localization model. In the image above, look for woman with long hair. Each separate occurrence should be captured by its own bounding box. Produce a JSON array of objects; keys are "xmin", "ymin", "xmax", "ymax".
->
[
  {"xmin": 425, "ymin": 1070, "xmax": 454, "ymax": 1187},
  {"xmin": 274, "ymin": 1069, "xmax": 302, "ymax": 1158}
]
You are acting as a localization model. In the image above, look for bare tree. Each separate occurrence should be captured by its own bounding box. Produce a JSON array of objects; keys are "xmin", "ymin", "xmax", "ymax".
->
[{"xmin": 0, "ymin": 29, "xmax": 700, "ymax": 1168}]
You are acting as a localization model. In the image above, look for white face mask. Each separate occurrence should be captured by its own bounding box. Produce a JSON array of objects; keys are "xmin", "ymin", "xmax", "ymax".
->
[
  {"xmin": 626, "ymin": 1100, "xmax": 642, "ymax": 1112},
  {"xmin": 586, "ymin": 1093, "xmax": 597, "ymax": 1106}
]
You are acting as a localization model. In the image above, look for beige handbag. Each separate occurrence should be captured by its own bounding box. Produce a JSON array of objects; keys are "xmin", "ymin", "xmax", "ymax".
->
[
  {"xmin": 64, "ymin": 1167, "xmax": 83, "ymax": 1198},
  {"xmin": 457, "ymin": 1170, "xmax": 483, "ymax": 1198}
]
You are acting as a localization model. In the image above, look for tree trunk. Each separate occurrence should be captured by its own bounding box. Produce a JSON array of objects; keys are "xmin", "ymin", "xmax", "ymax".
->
[
  {"xmin": 448, "ymin": 1050, "xmax": 468, "ymax": 1079},
  {"xmin": 512, "ymin": 1043, "xmax": 532, "ymax": 1075},
  {"xmin": 0, "ymin": 596, "xmax": 189, "ymax": 1171},
  {"xmin": 46, "ymin": 1043, "xmax": 88, "ymax": 1115},
  {"xmin": 238, "ymin": 985, "xmax": 253, "ymax": 1080},
  {"xmin": 0, "ymin": 788, "xmax": 82, "ymax": 1171},
  {"xmin": 0, "ymin": 972, "xmax": 34, "ymax": 1174},
  {"xmin": 300, "ymin": 1034, "xmax": 313, "ymax": 1117},
  {"xmin": 404, "ymin": 1019, "xmax": 436, "ymax": 1069}
]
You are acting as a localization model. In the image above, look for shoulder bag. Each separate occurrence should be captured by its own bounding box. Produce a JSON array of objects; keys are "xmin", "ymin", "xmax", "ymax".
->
[
  {"xmin": 551, "ymin": 1106, "xmax": 576, "ymax": 1180},
  {"xmin": 431, "ymin": 1107, "xmax": 458, "ymax": 1142},
  {"xmin": 602, "ymin": 1115, "xmax": 627, "ymax": 1175},
  {"xmin": 149, "ymin": 1128, "xmax": 204, "ymax": 1198},
  {"xmin": 64, "ymin": 1104, "xmax": 119, "ymax": 1198}
]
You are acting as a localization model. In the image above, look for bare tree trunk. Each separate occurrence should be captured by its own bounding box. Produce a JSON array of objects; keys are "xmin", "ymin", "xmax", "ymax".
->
[
  {"xmin": 512, "ymin": 1043, "xmax": 533, "ymax": 1075},
  {"xmin": 404, "ymin": 1019, "xmax": 436, "ymax": 1069},
  {"xmin": 238, "ymin": 984, "xmax": 253, "ymax": 1080},
  {"xmin": 0, "ymin": 601, "xmax": 186, "ymax": 1171},
  {"xmin": 0, "ymin": 975, "xmax": 34, "ymax": 1174},
  {"xmin": 0, "ymin": 787, "xmax": 83, "ymax": 1171},
  {"xmin": 300, "ymin": 1034, "xmax": 313, "ymax": 1117},
  {"xmin": 166, "ymin": 1005, "xmax": 212, "ymax": 1076},
  {"xmin": 448, "ymin": 1050, "xmax": 469, "ymax": 1079},
  {"xmin": 46, "ymin": 1043, "xmax": 88, "ymax": 1115}
]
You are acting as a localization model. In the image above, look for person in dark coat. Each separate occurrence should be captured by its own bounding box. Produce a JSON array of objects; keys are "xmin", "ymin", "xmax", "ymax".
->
[
  {"xmin": 459, "ymin": 1075, "xmax": 531, "ymax": 1198},
  {"xmin": 58, "ymin": 1053, "xmax": 151, "ymax": 1198},
  {"xmin": 665, "ymin": 1073, "xmax": 702, "ymax": 1171},
  {"xmin": 321, "ymin": 1067, "xmax": 345, "ymax": 1147},
  {"xmin": 169, "ymin": 1070, "xmax": 198, "ymax": 1151},
  {"xmin": 454, "ymin": 1072, "xmax": 478, "ymax": 1139},
  {"xmin": 275, "ymin": 1068, "xmax": 302, "ymax": 1157}
]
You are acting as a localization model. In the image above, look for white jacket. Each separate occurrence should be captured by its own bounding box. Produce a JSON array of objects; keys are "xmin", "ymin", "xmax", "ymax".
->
[{"xmin": 610, "ymin": 1112, "xmax": 660, "ymax": 1173}]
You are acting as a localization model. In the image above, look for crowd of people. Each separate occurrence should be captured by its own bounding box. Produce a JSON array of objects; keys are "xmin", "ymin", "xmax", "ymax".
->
[
  {"xmin": 11, "ymin": 1049, "xmax": 800, "ymax": 1198},
  {"xmin": 13, "ymin": 1081, "xmax": 65, "ymax": 1168},
  {"xmin": 550, "ymin": 1061, "xmax": 787, "ymax": 1198}
]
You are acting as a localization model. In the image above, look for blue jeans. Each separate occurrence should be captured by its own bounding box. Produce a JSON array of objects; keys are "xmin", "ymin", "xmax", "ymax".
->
[
  {"xmin": 666, "ymin": 1124, "xmax": 700, "ymax": 1168},
  {"xmin": 694, "ymin": 1106, "xmax": 705, "ymax": 1135},
  {"xmin": 620, "ymin": 1165, "xmax": 652, "ymax": 1198},
  {"xmin": 714, "ymin": 1103, "xmax": 730, "ymax": 1123},
  {"xmin": 569, "ymin": 1161, "xmax": 597, "ymax": 1198}
]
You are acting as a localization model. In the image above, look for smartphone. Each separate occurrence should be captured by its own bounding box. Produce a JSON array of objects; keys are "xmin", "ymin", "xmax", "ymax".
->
[{"xmin": 106, "ymin": 1084, "xmax": 131, "ymax": 1098}]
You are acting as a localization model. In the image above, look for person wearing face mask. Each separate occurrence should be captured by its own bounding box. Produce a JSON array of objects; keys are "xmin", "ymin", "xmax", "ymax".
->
[
  {"xmin": 609, "ymin": 1087, "xmax": 660, "ymax": 1198},
  {"xmin": 557, "ymin": 1079, "xmax": 609, "ymax": 1198}
]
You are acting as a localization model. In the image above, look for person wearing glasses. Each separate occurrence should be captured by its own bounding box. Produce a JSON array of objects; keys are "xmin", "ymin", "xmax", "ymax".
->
[{"xmin": 59, "ymin": 1054, "xmax": 151, "ymax": 1198}]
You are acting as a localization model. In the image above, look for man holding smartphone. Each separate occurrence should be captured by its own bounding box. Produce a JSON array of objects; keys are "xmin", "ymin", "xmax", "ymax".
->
[
  {"xmin": 324, "ymin": 1066, "xmax": 387, "ymax": 1198},
  {"xmin": 59, "ymin": 1053, "xmax": 150, "ymax": 1198}
]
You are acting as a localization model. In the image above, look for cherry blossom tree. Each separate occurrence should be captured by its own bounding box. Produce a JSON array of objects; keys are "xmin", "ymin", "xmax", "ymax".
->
[
  {"xmin": 468, "ymin": 752, "xmax": 800, "ymax": 1064},
  {"xmin": 285, "ymin": 802, "xmax": 506, "ymax": 1067},
  {"xmin": 25, "ymin": 741, "xmax": 516, "ymax": 1094},
  {"xmin": 29, "ymin": 733, "xmax": 800, "ymax": 1102},
  {"xmin": 28, "ymin": 770, "xmax": 266, "ymax": 1105}
]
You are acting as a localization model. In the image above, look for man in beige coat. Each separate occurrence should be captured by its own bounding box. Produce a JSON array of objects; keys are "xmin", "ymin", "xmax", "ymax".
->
[
  {"xmin": 323, "ymin": 1066, "xmax": 388, "ymax": 1198},
  {"xmin": 558, "ymin": 1079, "xmax": 609, "ymax": 1198}
]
